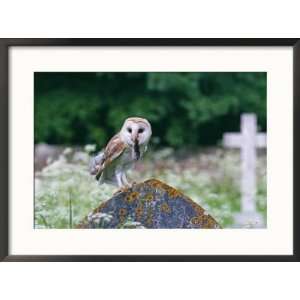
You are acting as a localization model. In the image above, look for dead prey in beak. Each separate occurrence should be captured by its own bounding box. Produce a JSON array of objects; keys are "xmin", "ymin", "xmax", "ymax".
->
[{"xmin": 132, "ymin": 139, "xmax": 140, "ymax": 160}]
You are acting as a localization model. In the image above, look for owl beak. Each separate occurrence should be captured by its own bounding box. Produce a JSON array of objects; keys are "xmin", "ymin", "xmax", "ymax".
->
[{"xmin": 131, "ymin": 133, "xmax": 139, "ymax": 144}]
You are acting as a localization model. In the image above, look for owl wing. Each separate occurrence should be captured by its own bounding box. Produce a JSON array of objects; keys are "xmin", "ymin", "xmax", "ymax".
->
[{"xmin": 95, "ymin": 133, "xmax": 127, "ymax": 180}]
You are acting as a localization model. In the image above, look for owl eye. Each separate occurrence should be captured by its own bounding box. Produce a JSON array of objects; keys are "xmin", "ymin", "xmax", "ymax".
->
[
  {"xmin": 127, "ymin": 127, "xmax": 132, "ymax": 133},
  {"xmin": 138, "ymin": 128, "xmax": 144, "ymax": 134}
]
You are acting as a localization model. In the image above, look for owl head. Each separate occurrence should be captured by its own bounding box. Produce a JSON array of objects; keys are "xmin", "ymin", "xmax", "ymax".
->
[{"xmin": 120, "ymin": 117, "xmax": 152, "ymax": 146}]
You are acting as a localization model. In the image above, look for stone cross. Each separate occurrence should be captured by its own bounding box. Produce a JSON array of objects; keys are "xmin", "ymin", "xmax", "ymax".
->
[{"xmin": 223, "ymin": 113, "xmax": 266, "ymax": 227}]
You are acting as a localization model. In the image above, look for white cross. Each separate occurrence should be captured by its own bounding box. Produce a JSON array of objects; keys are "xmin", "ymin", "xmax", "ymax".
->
[{"xmin": 223, "ymin": 114, "xmax": 266, "ymax": 226}]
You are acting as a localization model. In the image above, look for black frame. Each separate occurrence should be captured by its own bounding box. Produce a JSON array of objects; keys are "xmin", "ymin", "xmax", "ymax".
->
[{"xmin": 0, "ymin": 38, "xmax": 299, "ymax": 262}]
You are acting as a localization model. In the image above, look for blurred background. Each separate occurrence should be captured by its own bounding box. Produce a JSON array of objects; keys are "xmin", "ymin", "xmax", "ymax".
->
[{"xmin": 34, "ymin": 72, "xmax": 266, "ymax": 229}]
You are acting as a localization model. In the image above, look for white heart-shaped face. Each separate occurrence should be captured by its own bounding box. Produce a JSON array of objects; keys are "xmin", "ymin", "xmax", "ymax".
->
[{"xmin": 120, "ymin": 117, "xmax": 152, "ymax": 146}]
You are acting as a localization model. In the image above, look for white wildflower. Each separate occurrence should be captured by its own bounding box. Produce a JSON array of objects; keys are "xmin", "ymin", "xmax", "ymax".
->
[
  {"xmin": 73, "ymin": 152, "xmax": 89, "ymax": 163},
  {"xmin": 84, "ymin": 144, "xmax": 96, "ymax": 153},
  {"xmin": 63, "ymin": 147, "xmax": 72, "ymax": 155}
]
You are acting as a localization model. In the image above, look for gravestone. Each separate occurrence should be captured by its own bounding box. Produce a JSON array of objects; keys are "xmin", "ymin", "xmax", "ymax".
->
[
  {"xmin": 78, "ymin": 179, "xmax": 221, "ymax": 229},
  {"xmin": 223, "ymin": 113, "xmax": 266, "ymax": 228}
]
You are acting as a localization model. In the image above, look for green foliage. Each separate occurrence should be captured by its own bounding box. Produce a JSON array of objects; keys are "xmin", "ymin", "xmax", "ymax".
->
[{"xmin": 35, "ymin": 72, "xmax": 266, "ymax": 148}]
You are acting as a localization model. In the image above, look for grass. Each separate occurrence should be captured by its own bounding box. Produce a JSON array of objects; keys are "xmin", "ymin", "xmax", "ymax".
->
[{"xmin": 34, "ymin": 146, "xmax": 266, "ymax": 229}]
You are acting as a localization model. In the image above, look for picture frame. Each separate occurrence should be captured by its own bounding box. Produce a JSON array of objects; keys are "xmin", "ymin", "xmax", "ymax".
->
[{"xmin": 0, "ymin": 38, "xmax": 299, "ymax": 261}]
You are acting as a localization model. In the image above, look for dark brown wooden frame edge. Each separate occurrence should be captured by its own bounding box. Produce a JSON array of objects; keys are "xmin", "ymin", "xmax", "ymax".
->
[{"xmin": 0, "ymin": 38, "xmax": 299, "ymax": 262}]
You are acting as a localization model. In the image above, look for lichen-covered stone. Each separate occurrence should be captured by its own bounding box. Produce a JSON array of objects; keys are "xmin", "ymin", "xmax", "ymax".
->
[{"xmin": 78, "ymin": 179, "xmax": 221, "ymax": 229}]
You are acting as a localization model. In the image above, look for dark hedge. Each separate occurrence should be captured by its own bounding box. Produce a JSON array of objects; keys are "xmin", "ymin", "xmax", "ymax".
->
[{"xmin": 34, "ymin": 72, "xmax": 266, "ymax": 148}]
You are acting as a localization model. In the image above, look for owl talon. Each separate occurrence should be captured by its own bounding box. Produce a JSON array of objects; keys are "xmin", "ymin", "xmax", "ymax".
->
[{"xmin": 114, "ymin": 185, "xmax": 131, "ymax": 195}]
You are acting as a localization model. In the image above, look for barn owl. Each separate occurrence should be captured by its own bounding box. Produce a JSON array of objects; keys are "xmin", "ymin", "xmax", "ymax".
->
[{"xmin": 89, "ymin": 117, "xmax": 152, "ymax": 190}]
